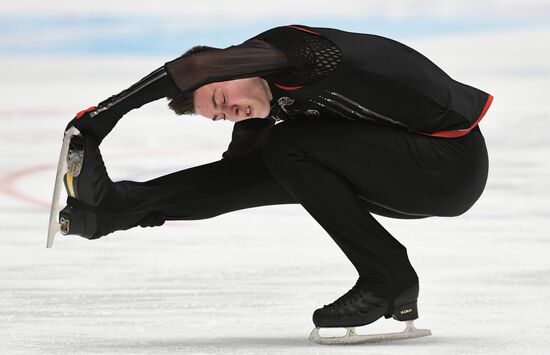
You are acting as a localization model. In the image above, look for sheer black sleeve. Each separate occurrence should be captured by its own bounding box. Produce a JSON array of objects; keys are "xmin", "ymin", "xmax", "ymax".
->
[
  {"xmin": 68, "ymin": 33, "xmax": 290, "ymax": 143},
  {"xmin": 164, "ymin": 39, "xmax": 289, "ymax": 93}
]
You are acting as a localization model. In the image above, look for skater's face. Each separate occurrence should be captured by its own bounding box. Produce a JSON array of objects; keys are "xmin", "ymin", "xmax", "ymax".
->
[{"xmin": 194, "ymin": 77, "xmax": 273, "ymax": 122}]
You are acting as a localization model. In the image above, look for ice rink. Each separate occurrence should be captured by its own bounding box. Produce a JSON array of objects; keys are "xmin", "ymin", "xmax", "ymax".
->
[{"xmin": 1, "ymin": 3, "xmax": 550, "ymax": 354}]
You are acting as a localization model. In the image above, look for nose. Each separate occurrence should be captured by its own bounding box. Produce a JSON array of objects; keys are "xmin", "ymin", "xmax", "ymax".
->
[{"xmin": 224, "ymin": 104, "xmax": 247, "ymax": 120}]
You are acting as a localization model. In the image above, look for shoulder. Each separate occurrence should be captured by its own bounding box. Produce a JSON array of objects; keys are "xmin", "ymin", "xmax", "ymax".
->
[
  {"xmin": 251, "ymin": 24, "xmax": 321, "ymax": 41},
  {"xmin": 248, "ymin": 24, "xmax": 336, "ymax": 57},
  {"xmin": 248, "ymin": 25, "xmax": 342, "ymax": 87}
]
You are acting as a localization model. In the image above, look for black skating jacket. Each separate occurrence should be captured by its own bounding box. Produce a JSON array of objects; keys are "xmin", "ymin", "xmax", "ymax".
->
[
  {"xmin": 164, "ymin": 24, "xmax": 493, "ymax": 157},
  {"xmin": 79, "ymin": 24, "xmax": 493, "ymax": 152}
]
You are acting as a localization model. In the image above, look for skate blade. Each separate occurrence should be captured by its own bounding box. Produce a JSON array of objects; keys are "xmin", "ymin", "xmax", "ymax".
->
[
  {"xmin": 309, "ymin": 320, "xmax": 431, "ymax": 345},
  {"xmin": 46, "ymin": 126, "xmax": 81, "ymax": 248}
]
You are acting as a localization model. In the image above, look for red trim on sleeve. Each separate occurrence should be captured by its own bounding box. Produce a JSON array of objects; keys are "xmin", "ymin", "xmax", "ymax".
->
[
  {"xmin": 419, "ymin": 94, "xmax": 494, "ymax": 138},
  {"xmin": 75, "ymin": 106, "xmax": 97, "ymax": 119},
  {"xmin": 286, "ymin": 25, "xmax": 320, "ymax": 36},
  {"xmin": 274, "ymin": 83, "xmax": 304, "ymax": 91}
]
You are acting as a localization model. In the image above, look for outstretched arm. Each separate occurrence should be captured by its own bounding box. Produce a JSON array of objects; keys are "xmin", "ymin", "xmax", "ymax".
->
[
  {"xmin": 68, "ymin": 37, "xmax": 288, "ymax": 144},
  {"xmin": 67, "ymin": 66, "xmax": 178, "ymax": 143}
]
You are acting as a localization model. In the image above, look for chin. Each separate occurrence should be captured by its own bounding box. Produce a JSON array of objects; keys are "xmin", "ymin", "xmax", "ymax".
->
[{"xmin": 257, "ymin": 106, "xmax": 270, "ymax": 119}]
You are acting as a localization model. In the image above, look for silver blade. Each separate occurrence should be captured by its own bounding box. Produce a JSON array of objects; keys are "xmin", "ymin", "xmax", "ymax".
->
[
  {"xmin": 309, "ymin": 320, "xmax": 432, "ymax": 345},
  {"xmin": 46, "ymin": 126, "xmax": 80, "ymax": 248}
]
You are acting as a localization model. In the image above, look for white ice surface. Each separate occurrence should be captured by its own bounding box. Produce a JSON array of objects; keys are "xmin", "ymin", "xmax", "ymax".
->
[{"xmin": 1, "ymin": 27, "xmax": 550, "ymax": 354}]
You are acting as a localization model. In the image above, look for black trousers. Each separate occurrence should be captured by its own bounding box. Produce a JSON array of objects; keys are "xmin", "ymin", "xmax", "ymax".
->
[{"xmin": 102, "ymin": 117, "xmax": 489, "ymax": 298}]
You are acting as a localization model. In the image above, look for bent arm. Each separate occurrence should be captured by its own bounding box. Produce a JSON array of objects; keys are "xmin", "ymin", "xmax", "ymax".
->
[
  {"xmin": 67, "ymin": 66, "xmax": 179, "ymax": 142},
  {"xmin": 70, "ymin": 38, "xmax": 288, "ymax": 143},
  {"xmin": 164, "ymin": 39, "xmax": 288, "ymax": 93}
]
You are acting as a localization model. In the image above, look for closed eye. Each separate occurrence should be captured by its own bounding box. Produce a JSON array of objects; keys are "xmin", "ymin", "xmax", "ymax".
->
[{"xmin": 211, "ymin": 91, "xmax": 226, "ymax": 121}]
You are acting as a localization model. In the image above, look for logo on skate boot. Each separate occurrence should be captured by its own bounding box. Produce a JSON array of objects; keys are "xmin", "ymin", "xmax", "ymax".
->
[{"xmin": 400, "ymin": 308, "xmax": 413, "ymax": 314}]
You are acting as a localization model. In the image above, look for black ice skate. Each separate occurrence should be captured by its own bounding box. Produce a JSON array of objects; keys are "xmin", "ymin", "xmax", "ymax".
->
[
  {"xmin": 309, "ymin": 279, "xmax": 431, "ymax": 344},
  {"xmin": 47, "ymin": 126, "xmax": 112, "ymax": 246}
]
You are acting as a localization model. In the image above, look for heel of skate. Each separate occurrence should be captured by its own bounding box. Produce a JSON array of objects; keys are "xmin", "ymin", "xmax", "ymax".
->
[
  {"xmin": 58, "ymin": 205, "xmax": 98, "ymax": 239},
  {"xmin": 392, "ymin": 301, "xmax": 418, "ymax": 321}
]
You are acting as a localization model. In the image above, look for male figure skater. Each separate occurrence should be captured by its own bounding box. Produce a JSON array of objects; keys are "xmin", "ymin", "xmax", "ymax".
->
[{"xmin": 55, "ymin": 25, "xmax": 492, "ymax": 343}]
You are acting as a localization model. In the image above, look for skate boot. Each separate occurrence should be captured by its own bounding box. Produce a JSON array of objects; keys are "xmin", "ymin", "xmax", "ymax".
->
[
  {"xmin": 309, "ymin": 278, "xmax": 431, "ymax": 344},
  {"xmin": 57, "ymin": 131, "xmax": 113, "ymax": 240},
  {"xmin": 47, "ymin": 127, "xmax": 166, "ymax": 246}
]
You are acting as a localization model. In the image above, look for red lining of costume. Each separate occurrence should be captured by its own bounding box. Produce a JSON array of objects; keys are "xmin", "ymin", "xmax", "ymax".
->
[
  {"xmin": 274, "ymin": 84, "xmax": 304, "ymax": 91},
  {"xmin": 419, "ymin": 95, "xmax": 494, "ymax": 138},
  {"xmin": 286, "ymin": 25, "xmax": 320, "ymax": 36}
]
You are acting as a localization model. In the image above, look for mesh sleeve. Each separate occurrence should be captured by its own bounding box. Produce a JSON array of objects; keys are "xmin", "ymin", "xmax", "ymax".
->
[
  {"xmin": 164, "ymin": 25, "xmax": 342, "ymax": 93},
  {"xmin": 164, "ymin": 39, "xmax": 289, "ymax": 93},
  {"xmin": 251, "ymin": 25, "xmax": 342, "ymax": 86}
]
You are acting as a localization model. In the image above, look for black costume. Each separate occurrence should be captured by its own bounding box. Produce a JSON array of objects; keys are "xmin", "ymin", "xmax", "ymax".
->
[{"xmin": 66, "ymin": 25, "xmax": 492, "ymax": 300}]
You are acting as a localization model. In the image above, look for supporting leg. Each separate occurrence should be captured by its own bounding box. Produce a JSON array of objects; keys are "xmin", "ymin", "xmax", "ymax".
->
[{"xmin": 262, "ymin": 119, "xmax": 420, "ymax": 296}]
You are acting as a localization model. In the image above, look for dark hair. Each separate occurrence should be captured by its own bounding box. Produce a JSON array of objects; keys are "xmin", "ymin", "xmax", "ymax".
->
[{"xmin": 167, "ymin": 45, "xmax": 218, "ymax": 116}]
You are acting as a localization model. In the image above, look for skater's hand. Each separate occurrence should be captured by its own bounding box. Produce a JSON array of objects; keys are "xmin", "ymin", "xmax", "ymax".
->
[
  {"xmin": 75, "ymin": 106, "xmax": 98, "ymax": 120},
  {"xmin": 65, "ymin": 105, "xmax": 121, "ymax": 144}
]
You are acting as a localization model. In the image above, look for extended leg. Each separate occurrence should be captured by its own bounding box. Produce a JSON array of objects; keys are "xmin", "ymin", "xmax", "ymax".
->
[{"xmin": 60, "ymin": 146, "xmax": 298, "ymax": 238}]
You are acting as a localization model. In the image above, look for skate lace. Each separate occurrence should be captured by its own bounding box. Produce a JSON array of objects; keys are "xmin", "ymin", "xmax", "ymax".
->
[{"xmin": 325, "ymin": 279, "xmax": 367, "ymax": 309}]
